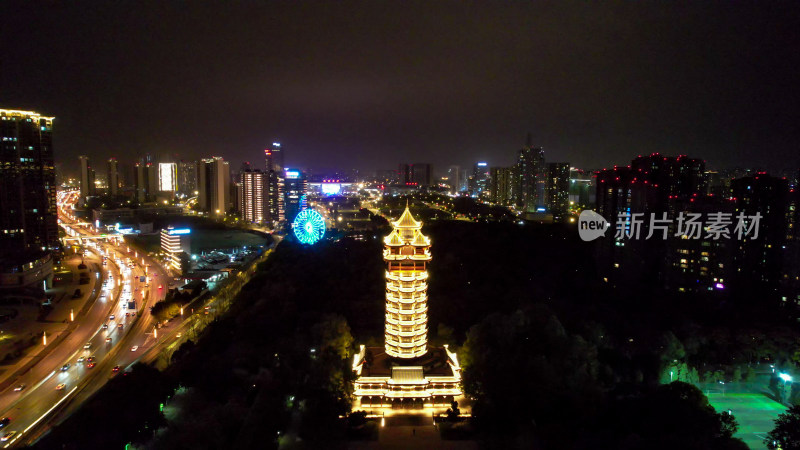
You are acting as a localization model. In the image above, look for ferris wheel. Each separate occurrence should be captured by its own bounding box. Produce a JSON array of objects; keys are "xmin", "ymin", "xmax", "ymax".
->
[{"xmin": 292, "ymin": 209, "xmax": 326, "ymax": 244}]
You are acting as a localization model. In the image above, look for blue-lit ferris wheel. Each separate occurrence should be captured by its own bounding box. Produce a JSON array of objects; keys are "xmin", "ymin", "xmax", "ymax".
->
[{"xmin": 292, "ymin": 209, "xmax": 326, "ymax": 245}]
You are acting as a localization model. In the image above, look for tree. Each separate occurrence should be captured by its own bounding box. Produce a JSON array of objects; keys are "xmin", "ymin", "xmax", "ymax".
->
[
  {"xmin": 446, "ymin": 400, "xmax": 461, "ymax": 422},
  {"xmin": 732, "ymin": 367, "xmax": 742, "ymax": 383},
  {"xmin": 765, "ymin": 405, "xmax": 800, "ymax": 450},
  {"xmin": 312, "ymin": 314, "xmax": 353, "ymax": 360}
]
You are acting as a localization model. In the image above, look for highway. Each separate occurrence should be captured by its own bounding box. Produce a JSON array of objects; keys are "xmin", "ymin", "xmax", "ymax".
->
[{"xmin": 0, "ymin": 190, "xmax": 169, "ymax": 447}]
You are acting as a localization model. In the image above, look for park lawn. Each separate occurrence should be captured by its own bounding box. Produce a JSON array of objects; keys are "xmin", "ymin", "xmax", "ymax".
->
[{"xmin": 707, "ymin": 392, "xmax": 786, "ymax": 449}]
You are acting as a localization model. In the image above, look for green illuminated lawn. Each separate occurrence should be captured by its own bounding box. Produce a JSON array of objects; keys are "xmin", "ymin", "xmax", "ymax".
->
[{"xmin": 707, "ymin": 392, "xmax": 786, "ymax": 449}]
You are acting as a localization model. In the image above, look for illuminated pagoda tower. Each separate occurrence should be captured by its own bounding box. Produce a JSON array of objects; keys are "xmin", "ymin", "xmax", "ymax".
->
[
  {"xmin": 384, "ymin": 206, "xmax": 430, "ymax": 358},
  {"xmin": 353, "ymin": 205, "xmax": 462, "ymax": 409}
]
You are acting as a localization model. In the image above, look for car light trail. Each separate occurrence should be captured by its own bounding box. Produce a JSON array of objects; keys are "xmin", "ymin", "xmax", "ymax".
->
[{"xmin": 4, "ymin": 386, "xmax": 78, "ymax": 448}]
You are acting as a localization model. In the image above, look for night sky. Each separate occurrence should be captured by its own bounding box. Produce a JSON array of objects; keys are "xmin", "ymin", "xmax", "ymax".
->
[{"xmin": 2, "ymin": 1, "xmax": 799, "ymax": 176}]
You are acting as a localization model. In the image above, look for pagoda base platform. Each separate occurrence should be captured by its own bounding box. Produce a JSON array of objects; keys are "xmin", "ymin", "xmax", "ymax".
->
[{"xmin": 352, "ymin": 345, "xmax": 462, "ymax": 409}]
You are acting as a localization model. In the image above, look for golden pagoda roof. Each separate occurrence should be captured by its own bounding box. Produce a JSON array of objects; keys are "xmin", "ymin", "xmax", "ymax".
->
[
  {"xmin": 384, "ymin": 229, "xmax": 404, "ymax": 246},
  {"xmin": 411, "ymin": 230, "xmax": 429, "ymax": 246},
  {"xmin": 393, "ymin": 205, "xmax": 422, "ymax": 229}
]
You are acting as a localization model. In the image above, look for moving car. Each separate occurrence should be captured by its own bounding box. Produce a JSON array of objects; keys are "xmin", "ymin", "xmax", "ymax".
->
[
  {"xmin": 87, "ymin": 362, "xmax": 96, "ymax": 369},
  {"xmin": 105, "ymin": 337, "xmax": 112, "ymax": 343},
  {"xmin": 0, "ymin": 418, "xmax": 10, "ymax": 428},
  {"xmin": 102, "ymin": 324, "xmax": 108, "ymax": 329},
  {"xmin": 112, "ymin": 365, "xmax": 120, "ymax": 373},
  {"xmin": 55, "ymin": 383, "xmax": 66, "ymax": 390},
  {"xmin": 83, "ymin": 342, "xmax": 91, "ymax": 349},
  {"xmin": 130, "ymin": 346, "xmax": 138, "ymax": 352},
  {"xmin": 77, "ymin": 356, "xmax": 85, "ymax": 363},
  {"xmin": 87, "ymin": 356, "xmax": 96, "ymax": 363},
  {"xmin": 1, "ymin": 431, "xmax": 15, "ymax": 442},
  {"xmin": 60, "ymin": 363, "xmax": 70, "ymax": 372},
  {"xmin": 12, "ymin": 384, "xmax": 25, "ymax": 392},
  {"xmin": 109, "ymin": 314, "xmax": 115, "ymax": 320}
]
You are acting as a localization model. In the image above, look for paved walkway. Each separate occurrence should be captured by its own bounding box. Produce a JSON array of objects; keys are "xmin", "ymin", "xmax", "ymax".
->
[{"xmin": 348, "ymin": 415, "xmax": 477, "ymax": 450}]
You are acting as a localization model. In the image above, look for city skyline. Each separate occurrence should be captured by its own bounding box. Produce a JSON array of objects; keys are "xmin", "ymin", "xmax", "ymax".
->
[
  {"xmin": 2, "ymin": 3, "xmax": 800, "ymax": 448},
  {"xmin": 3, "ymin": 2, "xmax": 799, "ymax": 175}
]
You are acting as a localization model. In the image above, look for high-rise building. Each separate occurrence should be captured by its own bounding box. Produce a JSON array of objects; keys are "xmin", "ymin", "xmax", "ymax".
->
[
  {"xmin": 596, "ymin": 154, "xmax": 707, "ymax": 239},
  {"xmin": 546, "ymin": 162, "xmax": 570, "ymax": 220},
  {"xmin": 79, "ymin": 155, "xmax": 96, "ymax": 202},
  {"xmin": 595, "ymin": 153, "xmax": 710, "ymax": 289},
  {"xmin": 177, "ymin": 160, "xmax": 197, "ymax": 196},
  {"xmin": 135, "ymin": 162, "xmax": 158, "ymax": 203},
  {"xmin": 352, "ymin": 206, "xmax": 462, "ymax": 409},
  {"xmin": 731, "ymin": 174, "xmax": 789, "ymax": 294},
  {"xmin": 514, "ymin": 134, "xmax": 546, "ymax": 212},
  {"xmin": 490, "ymin": 167, "xmax": 514, "ymax": 205},
  {"xmin": 411, "ymin": 163, "xmax": 433, "ymax": 187},
  {"xmin": 0, "ymin": 108, "xmax": 58, "ymax": 252},
  {"xmin": 470, "ymin": 162, "xmax": 490, "ymax": 198},
  {"xmin": 198, "ymin": 157, "xmax": 231, "ymax": 216},
  {"xmin": 446, "ymin": 165, "xmax": 462, "ymax": 193},
  {"xmin": 158, "ymin": 162, "xmax": 177, "ymax": 194},
  {"xmin": 282, "ymin": 168, "xmax": 307, "ymax": 223},
  {"xmin": 107, "ymin": 158, "xmax": 120, "ymax": 196},
  {"xmin": 398, "ymin": 163, "xmax": 412, "ymax": 185},
  {"xmin": 239, "ymin": 169, "xmax": 266, "ymax": 223},
  {"xmin": 568, "ymin": 168, "xmax": 594, "ymax": 212},
  {"xmin": 265, "ymin": 142, "xmax": 284, "ymax": 222},
  {"xmin": 397, "ymin": 163, "xmax": 432, "ymax": 187}
]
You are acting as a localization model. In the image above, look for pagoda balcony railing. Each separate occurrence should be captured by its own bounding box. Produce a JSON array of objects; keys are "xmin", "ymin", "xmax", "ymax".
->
[
  {"xmin": 385, "ymin": 347, "xmax": 428, "ymax": 359},
  {"xmin": 388, "ymin": 328, "xmax": 427, "ymax": 338},
  {"xmin": 385, "ymin": 271, "xmax": 428, "ymax": 281},
  {"xmin": 386, "ymin": 304, "xmax": 427, "ymax": 315},
  {"xmin": 385, "ymin": 337, "xmax": 427, "ymax": 348},
  {"xmin": 386, "ymin": 293, "xmax": 426, "ymax": 304},
  {"xmin": 386, "ymin": 284, "xmax": 427, "ymax": 293},
  {"xmin": 386, "ymin": 316, "xmax": 427, "ymax": 326},
  {"xmin": 384, "ymin": 251, "xmax": 432, "ymax": 260}
]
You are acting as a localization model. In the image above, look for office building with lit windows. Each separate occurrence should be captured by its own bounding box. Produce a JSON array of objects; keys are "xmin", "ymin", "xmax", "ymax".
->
[
  {"xmin": 513, "ymin": 134, "xmax": 546, "ymax": 212},
  {"xmin": 178, "ymin": 160, "xmax": 197, "ymax": 196},
  {"xmin": 546, "ymin": 162, "xmax": 570, "ymax": 220},
  {"xmin": 265, "ymin": 142, "xmax": 284, "ymax": 223},
  {"xmin": 198, "ymin": 157, "xmax": 231, "ymax": 216},
  {"xmin": 158, "ymin": 162, "xmax": 177, "ymax": 194},
  {"xmin": 282, "ymin": 168, "xmax": 307, "ymax": 223},
  {"xmin": 160, "ymin": 227, "xmax": 191, "ymax": 273},
  {"xmin": 352, "ymin": 206, "xmax": 462, "ymax": 408},
  {"xmin": 239, "ymin": 169, "xmax": 266, "ymax": 223},
  {"xmin": 0, "ymin": 109, "xmax": 57, "ymax": 289},
  {"xmin": 490, "ymin": 166, "xmax": 514, "ymax": 205},
  {"xmin": 0, "ymin": 109, "xmax": 58, "ymax": 251},
  {"xmin": 107, "ymin": 158, "xmax": 120, "ymax": 196}
]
